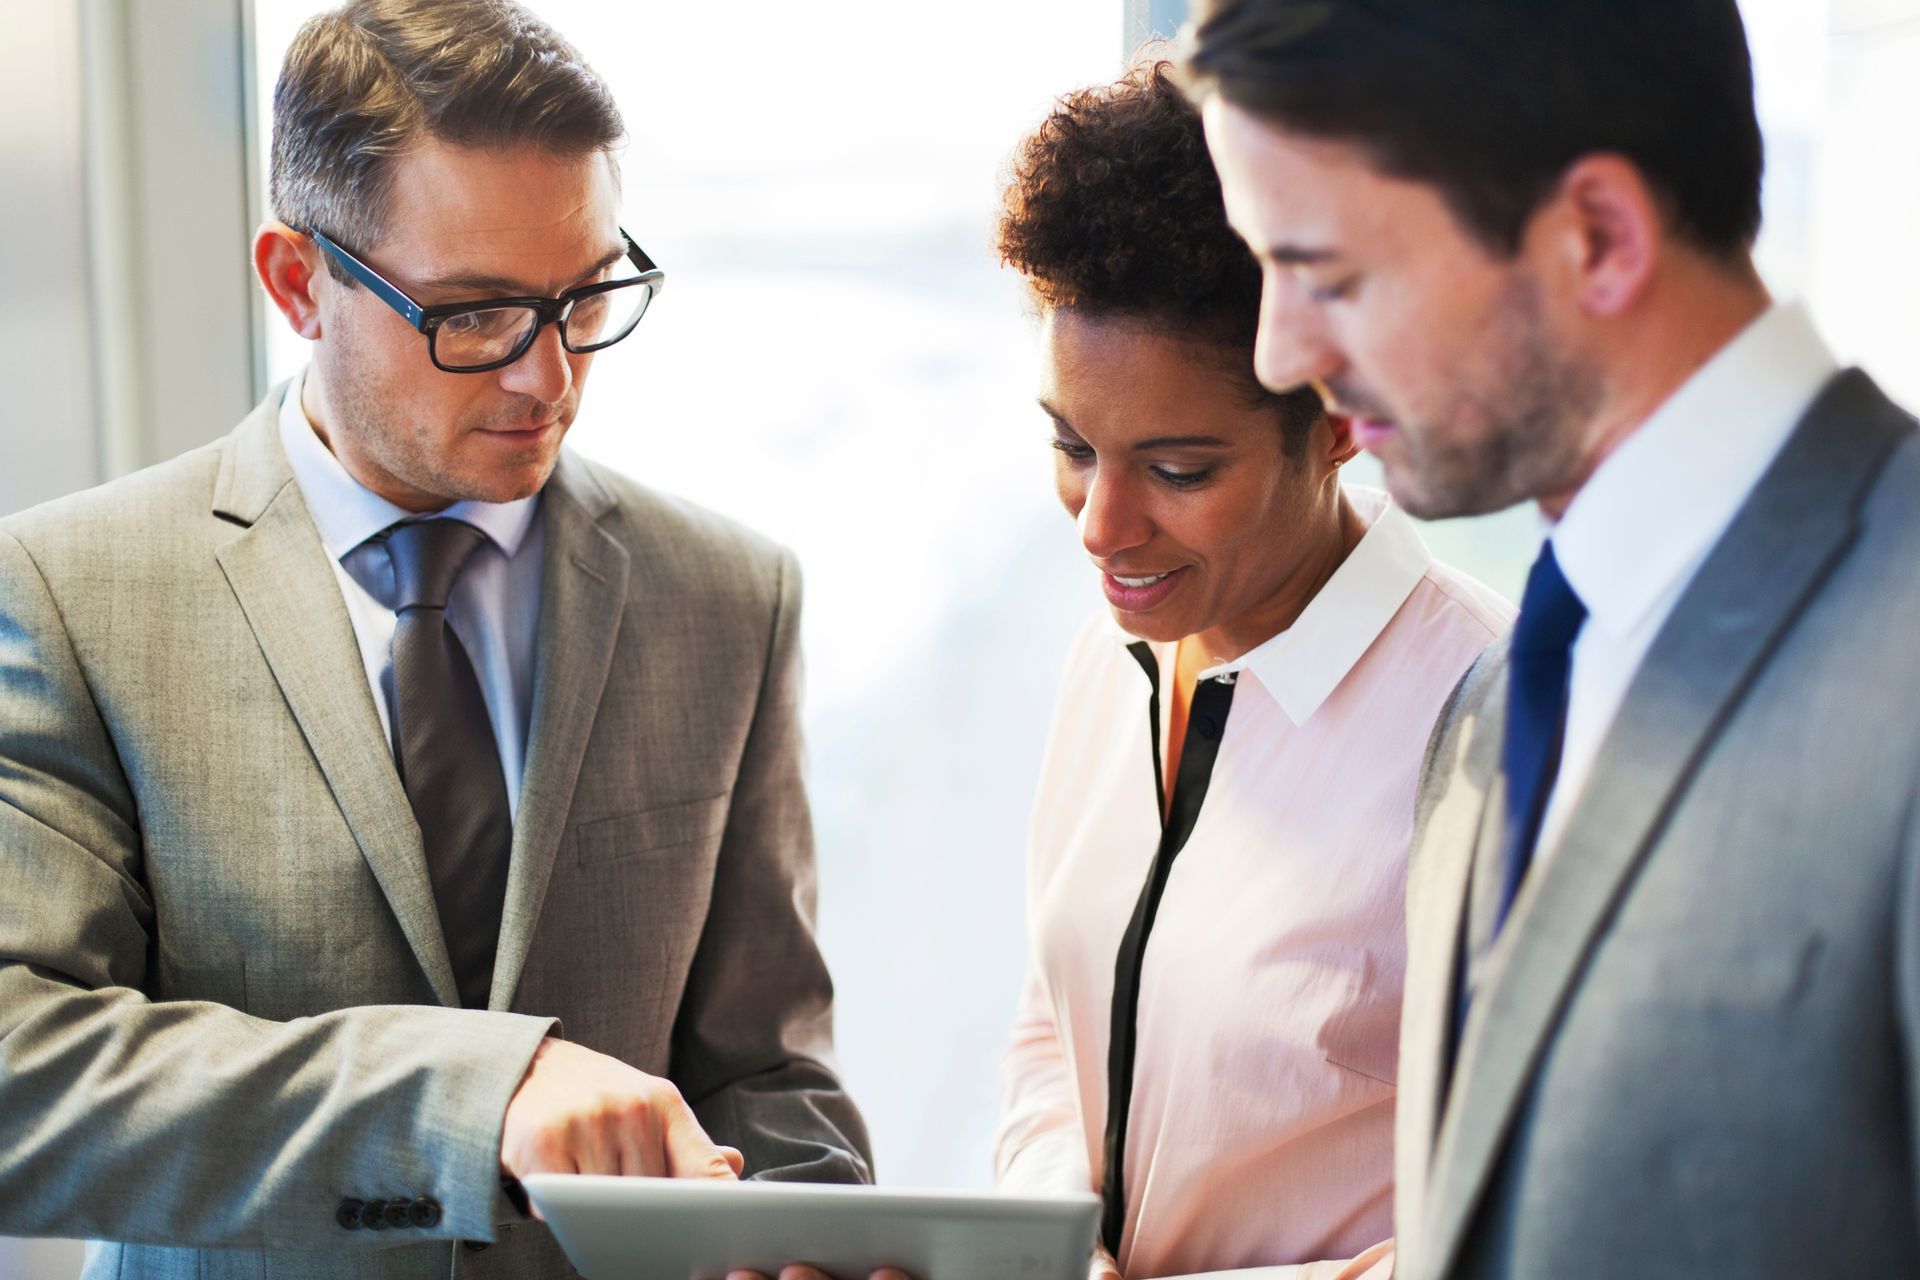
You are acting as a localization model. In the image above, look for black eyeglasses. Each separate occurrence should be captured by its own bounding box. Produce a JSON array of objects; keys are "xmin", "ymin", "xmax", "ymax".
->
[{"xmin": 304, "ymin": 226, "xmax": 665, "ymax": 373}]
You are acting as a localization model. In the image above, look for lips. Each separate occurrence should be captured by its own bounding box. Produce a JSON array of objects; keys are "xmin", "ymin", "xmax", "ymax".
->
[
  {"xmin": 479, "ymin": 421, "xmax": 560, "ymax": 444},
  {"xmin": 1351, "ymin": 417, "xmax": 1397, "ymax": 449},
  {"xmin": 1101, "ymin": 566, "xmax": 1186, "ymax": 612}
]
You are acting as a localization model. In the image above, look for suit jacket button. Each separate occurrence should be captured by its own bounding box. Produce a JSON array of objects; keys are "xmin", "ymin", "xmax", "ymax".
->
[
  {"xmin": 383, "ymin": 1199, "xmax": 412, "ymax": 1229},
  {"xmin": 360, "ymin": 1198, "xmax": 390, "ymax": 1230},
  {"xmin": 409, "ymin": 1197, "xmax": 443, "ymax": 1229},
  {"xmin": 462, "ymin": 1240, "xmax": 490, "ymax": 1252},
  {"xmin": 335, "ymin": 1198, "xmax": 364, "ymax": 1230}
]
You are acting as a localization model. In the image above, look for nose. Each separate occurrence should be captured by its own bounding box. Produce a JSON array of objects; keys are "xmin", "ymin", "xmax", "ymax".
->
[
  {"xmin": 1075, "ymin": 467, "xmax": 1151, "ymax": 562},
  {"xmin": 498, "ymin": 318, "xmax": 574, "ymax": 405},
  {"xmin": 1253, "ymin": 277, "xmax": 1342, "ymax": 395}
]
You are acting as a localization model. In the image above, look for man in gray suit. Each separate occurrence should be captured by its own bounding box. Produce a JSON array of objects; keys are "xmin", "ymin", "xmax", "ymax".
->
[
  {"xmin": 1183, "ymin": 1, "xmax": 1920, "ymax": 1277},
  {"xmin": 0, "ymin": 2, "xmax": 870, "ymax": 1275}
]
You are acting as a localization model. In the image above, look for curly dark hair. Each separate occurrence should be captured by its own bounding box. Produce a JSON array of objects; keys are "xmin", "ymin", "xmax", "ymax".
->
[{"xmin": 998, "ymin": 59, "xmax": 1322, "ymax": 454}]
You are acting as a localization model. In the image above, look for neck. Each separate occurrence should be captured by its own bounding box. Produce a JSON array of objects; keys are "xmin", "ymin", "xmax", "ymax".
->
[
  {"xmin": 1536, "ymin": 260, "xmax": 1771, "ymax": 522},
  {"xmin": 1192, "ymin": 483, "xmax": 1363, "ymax": 663},
  {"xmin": 297, "ymin": 371, "xmax": 331, "ymax": 454}
]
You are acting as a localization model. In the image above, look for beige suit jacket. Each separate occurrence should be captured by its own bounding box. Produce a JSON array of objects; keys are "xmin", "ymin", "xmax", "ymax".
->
[{"xmin": 0, "ymin": 390, "xmax": 871, "ymax": 1279}]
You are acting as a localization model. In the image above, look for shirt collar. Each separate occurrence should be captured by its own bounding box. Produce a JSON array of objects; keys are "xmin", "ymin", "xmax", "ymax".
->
[
  {"xmin": 1104, "ymin": 486, "xmax": 1433, "ymax": 726},
  {"xmin": 277, "ymin": 366, "xmax": 541, "ymax": 562},
  {"xmin": 1550, "ymin": 299, "xmax": 1839, "ymax": 642}
]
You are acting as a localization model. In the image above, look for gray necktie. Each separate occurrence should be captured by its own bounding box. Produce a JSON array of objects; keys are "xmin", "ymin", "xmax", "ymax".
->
[{"xmin": 382, "ymin": 519, "xmax": 512, "ymax": 1010}]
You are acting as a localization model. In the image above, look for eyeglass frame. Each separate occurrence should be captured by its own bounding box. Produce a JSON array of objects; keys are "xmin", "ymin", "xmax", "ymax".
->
[{"xmin": 303, "ymin": 225, "xmax": 665, "ymax": 374}]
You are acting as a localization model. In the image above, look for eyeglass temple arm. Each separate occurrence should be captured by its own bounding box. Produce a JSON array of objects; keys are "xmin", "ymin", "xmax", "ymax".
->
[
  {"xmin": 621, "ymin": 229, "xmax": 663, "ymax": 293},
  {"xmin": 305, "ymin": 228, "xmax": 427, "ymax": 330}
]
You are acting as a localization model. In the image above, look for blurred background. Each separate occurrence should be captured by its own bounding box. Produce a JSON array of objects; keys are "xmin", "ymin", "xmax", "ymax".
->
[{"xmin": 3, "ymin": 0, "xmax": 1917, "ymax": 1274}]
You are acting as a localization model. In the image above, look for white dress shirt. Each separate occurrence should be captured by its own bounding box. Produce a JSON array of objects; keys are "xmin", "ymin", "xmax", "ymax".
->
[
  {"xmin": 1535, "ymin": 301, "xmax": 1840, "ymax": 862},
  {"xmin": 997, "ymin": 489, "xmax": 1513, "ymax": 1278},
  {"xmin": 277, "ymin": 368, "xmax": 545, "ymax": 815}
]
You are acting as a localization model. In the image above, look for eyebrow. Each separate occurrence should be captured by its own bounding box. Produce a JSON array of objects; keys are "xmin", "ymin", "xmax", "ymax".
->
[
  {"xmin": 1038, "ymin": 403, "xmax": 1230, "ymax": 451},
  {"xmin": 1263, "ymin": 246, "xmax": 1342, "ymax": 266},
  {"xmin": 417, "ymin": 243, "xmax": 630, "ymax": 297},
  {"xmin": 1132, "ymin": 435, "xmax": 1231, "ymax": 450}
]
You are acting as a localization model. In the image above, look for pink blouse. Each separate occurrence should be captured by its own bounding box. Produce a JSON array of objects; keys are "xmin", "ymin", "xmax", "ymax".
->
[{"xmin": 996, "ymin": 491, "xmax": 1511, "ymax": 1278}]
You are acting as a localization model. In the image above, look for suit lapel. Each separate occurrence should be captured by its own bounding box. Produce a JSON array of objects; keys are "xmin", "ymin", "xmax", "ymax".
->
[
  {"xmin": 212, "ymin": 401, "xmax": 460, "ymax": 1007},
  {"xmin": 1421, "ymin": 370, "xmax": 1913, "ymax": 1276},
  {"xmin": 1397, "ymin": 644, "xmax": 1505, "ymax": 1267},
  {"xmin": 487, "ymin": 453, "xmax": 631, "ymax": 1010}
]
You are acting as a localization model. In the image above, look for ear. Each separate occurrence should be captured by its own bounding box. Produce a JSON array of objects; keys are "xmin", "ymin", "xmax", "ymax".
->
[
  {"xmin": 1322, "ymin": 411, "xmax": 1361, "ymax": 471},
  {"xmin": 254, "ymin": 221, "xmax": 325, "ymax": 340},
  {"xmin": 1543, "ymin": 154, "xmax": 1662, "ymax": 319}
]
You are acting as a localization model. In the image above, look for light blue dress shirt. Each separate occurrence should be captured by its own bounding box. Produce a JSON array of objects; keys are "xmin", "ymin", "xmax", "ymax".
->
[{"xmin": 277, "ymin": 368, "xmax": 545, "ymax": 816}]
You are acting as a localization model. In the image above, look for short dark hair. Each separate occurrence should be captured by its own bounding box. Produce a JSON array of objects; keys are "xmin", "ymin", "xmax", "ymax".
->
[
  {"xmin": 997, "ymin": 59, "xmax": 1324, "ymax": 454},
  {"xmin": 271, "ymin": 0, "xmax": 624, "ymax": 283},
  {"xmin": 1180, "ymin": 0, "xmax": 1765, "ymax": 260}
]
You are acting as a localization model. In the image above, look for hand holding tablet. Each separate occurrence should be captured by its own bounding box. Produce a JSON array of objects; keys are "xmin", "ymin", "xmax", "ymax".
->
[
  {"xmin": 725, "ymin": 1265, "xmax": 910, "ymax": 1280},
  {"xmin": 525, "ymin": 1174, "xmax": 1101, "ymax": 1280}
]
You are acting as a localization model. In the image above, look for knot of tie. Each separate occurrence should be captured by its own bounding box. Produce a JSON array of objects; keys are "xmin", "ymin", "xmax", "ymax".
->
[
  {"xmin": 383, "ymin": 519, "xmax": 489, "ymax": 613},
  {"xmin": 1512, "ymin": 542, "xmax": 1587, "ymax": 656},
  {"xmin": 1488, "ymin": 538, "xmax": 1590, "ymax": 946}
]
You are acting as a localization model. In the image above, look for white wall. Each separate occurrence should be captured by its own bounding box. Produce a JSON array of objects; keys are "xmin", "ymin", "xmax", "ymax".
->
[
  {"xmin": 0, "ymin": 0, "xmax": 258, "ymax": 524},
  {"xmin": 0, "ymin": 2, "xmax": 99, "ymax": 519}
]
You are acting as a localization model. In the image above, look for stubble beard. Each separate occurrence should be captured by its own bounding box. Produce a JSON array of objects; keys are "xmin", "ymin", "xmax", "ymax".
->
[
  {"xmin": 324, "ymin": 351, "xmax": 569, "ymax": 509},
  {"xmin": 1380, "ymin": 273, "xmax": 1603, "ymax": 522}
]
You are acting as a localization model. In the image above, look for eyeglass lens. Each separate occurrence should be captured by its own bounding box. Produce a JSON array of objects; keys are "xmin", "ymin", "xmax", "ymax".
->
[{"xmin": 432, "ymin": 281, "xmax": 656, "ymax": 370}]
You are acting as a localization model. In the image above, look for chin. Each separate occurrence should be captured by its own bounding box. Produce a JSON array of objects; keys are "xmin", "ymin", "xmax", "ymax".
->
[
  {"xmin": 1381, "ymin": 472, "xmax": 1455, "ymax": 522},
  {"xmin": 1382, "ymin": 455, "xmax": 1509, "ymax": 522},
  {"xmin": 461, "ymin": 458, "xmax": 563, "ymax": 505},
  {"xmin": 1106, "ymin": 607, "xmax": 1188, "ymax": 645}
]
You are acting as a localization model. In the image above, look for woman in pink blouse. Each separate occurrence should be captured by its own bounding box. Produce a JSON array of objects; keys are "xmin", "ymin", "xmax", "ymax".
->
[{"xmin": 991, "ymin": 62, "xmax": 1512, "ymax": 1280}]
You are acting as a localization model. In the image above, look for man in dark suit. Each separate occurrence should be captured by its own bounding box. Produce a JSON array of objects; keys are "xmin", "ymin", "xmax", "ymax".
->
[{"xmin": 1183, "ymin": 2, "xmax": 1920, "ymax": 1277}]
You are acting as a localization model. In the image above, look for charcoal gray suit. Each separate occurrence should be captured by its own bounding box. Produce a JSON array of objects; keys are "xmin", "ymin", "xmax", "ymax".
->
[
  {"xmin": 1396, "ymin": 369, "xmax": 1920, "ymax": 1279},
  {"xmin": 0, "ymin": 387, "xmax": 871, "ymax": 1279}
]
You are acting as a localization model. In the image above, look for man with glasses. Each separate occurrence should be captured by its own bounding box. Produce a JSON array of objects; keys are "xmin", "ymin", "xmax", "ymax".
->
[{"xmin": 0, "ymin": 2, "xmax": 871, "ymax": 1276}]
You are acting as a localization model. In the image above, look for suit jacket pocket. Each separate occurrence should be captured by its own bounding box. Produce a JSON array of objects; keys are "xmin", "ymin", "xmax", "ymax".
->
[
  {"xmin": 573, "ymin": 793, "xmax": 731, "ymax": 866},
  {"xmin": 1592, "ymin": 929, "xmax": 1824, "ymax": 1013}
]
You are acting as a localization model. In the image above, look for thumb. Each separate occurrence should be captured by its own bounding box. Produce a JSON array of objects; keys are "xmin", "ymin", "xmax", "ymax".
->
[{"xmin": 661, "ymin": 1101, "xmax": 740, "ymax": 1181}]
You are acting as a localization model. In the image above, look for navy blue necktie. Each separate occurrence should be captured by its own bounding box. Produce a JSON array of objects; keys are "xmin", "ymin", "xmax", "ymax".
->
[{"xmin": 1494, "ymin": 542, "xmax": 1587, "ymax": 936}]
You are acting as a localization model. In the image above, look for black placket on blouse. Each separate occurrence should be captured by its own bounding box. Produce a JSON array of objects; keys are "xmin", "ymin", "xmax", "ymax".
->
[{"xmin": 1098, "ymin": 641, "xmax": 1238, "ymax": 1258}]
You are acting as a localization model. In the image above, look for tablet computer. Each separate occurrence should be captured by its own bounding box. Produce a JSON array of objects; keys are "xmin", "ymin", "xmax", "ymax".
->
[{"xmin": 522, "ymin": 1173, "xmax": 1100, "ymax": 1280}]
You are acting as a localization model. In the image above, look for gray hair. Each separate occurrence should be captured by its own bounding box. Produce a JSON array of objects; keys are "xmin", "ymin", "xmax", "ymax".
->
[{"xmin": 269, "ymin": 0, "xmax": 625, "ymax": 283}]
